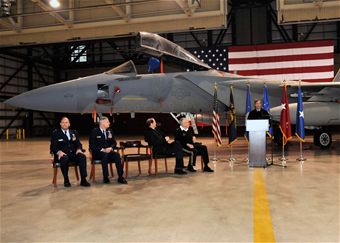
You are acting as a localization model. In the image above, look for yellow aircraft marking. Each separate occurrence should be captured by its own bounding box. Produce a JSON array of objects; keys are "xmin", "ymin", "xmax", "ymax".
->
[
  {"xmin": 121, "ymin": 97, "xmax": 147, "ymax": 101},
  {"xmin": 254, "ymin": 169, "xmax": 276, "ymax": 243}
]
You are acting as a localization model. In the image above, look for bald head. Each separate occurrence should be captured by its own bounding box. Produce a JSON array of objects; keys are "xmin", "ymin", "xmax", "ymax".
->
[{"xmin": 60, "ymin": 117, "xmax": 70, "ymax": 130}]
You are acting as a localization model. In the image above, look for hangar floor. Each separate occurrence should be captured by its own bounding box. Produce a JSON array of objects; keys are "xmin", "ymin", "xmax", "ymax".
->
[{"xmin": 0, "ymin": 135, "xmax": 339, "ymax": 242}]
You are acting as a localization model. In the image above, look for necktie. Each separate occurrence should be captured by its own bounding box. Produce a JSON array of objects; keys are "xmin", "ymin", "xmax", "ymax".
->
[
  {"xmin": 102, "ymin": 129, "xmax": 106, "ymax": 139},
  {"xmin": 64, "ymin": 130, "xmax": 70, "ymax": 140}
]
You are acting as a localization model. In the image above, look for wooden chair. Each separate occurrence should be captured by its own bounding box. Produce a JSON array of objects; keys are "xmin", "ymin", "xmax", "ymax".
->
[
  {"xmin": 120, "ymin": 141, "xmax": 152, "ymax": 178},
  {"xmin": 51, "ymin": 153, "xmax": 79, "ymax": 187},
  {"xmin": 89, "ymin": 150, "xmax": 115, "ymax": 182},
  {"xmin": 148, "ymin": 146, "xmax": 175, "ymax": 175}
]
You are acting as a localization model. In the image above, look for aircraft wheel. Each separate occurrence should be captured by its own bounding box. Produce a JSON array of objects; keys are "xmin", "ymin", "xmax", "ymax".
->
[{"xmin": 314, "ymin": 129, "xmax": 332, "ymax": 149}]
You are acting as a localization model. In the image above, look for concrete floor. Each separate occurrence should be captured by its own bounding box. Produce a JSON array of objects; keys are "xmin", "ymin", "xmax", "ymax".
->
[{"xmin": 0, "ymin": 135, "xmax": 339, "ymax": 242}]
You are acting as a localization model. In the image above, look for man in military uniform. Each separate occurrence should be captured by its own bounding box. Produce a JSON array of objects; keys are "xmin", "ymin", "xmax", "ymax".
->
[
  {"xmin": 89, "ymin": 116, "xmax": 127, "ymax": 184},
  {"xmin": 50, "ymin": 117, "xmax": 90, "ymax": 187},
  {"xmin": 247, "ymin": 99, "xmax": 271, "ymax": 121},
  {"xmin": 144, "ymin": 117, "xmax": 187, "ymax": 175},
  {"xmin": 175, "ymin": 118, "xmax": 214, "ymax": 172}
]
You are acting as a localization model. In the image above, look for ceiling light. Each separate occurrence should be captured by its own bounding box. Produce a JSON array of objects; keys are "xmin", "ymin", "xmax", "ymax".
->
[{"xmin": 49, "ymin": 0, "xmax": 60, "ymax": 8}]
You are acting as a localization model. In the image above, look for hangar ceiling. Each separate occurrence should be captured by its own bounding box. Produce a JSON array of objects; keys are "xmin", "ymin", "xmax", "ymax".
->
[{"xmin": 0, "ymin": 0, "xmax": 227, "ymax": 47}]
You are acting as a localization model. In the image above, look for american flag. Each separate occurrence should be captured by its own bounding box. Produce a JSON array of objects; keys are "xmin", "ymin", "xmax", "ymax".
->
[
  {"xmin": 212, "ymin": 82, "xmax": 222, "ymax": 147},
  {"xmin": 228, "ymin": 40, "xmax": 334, "ymax": 82},
  {"xmin": 190, "ymin": 46, "xmax": 228, "ymax": 71}
]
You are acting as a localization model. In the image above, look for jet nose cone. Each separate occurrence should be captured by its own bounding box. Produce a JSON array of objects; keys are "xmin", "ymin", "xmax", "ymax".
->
[
  {"xmin": 4, "ymin": 95, "xmax": 26, "ymax": 108},
  {"xmin": 4, "ymin": 83, "xmax": 78, "ymax": 112}
]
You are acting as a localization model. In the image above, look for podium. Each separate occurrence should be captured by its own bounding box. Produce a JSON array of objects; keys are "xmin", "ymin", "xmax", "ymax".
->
[{"xmin": 246, "ymin": 119, "xmax": 269, "ymax": 167}]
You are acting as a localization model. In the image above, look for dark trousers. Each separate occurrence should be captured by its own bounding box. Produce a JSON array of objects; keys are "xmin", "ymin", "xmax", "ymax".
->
[
  {"xmin": 155, "ymin": 141, "xmax": 184, "ymax": 170},
  {"xmin": 55, "ymin": 153, "xmax": 87, "ymax": 181},
  {"xmin": 93, "ymin": 151, "xmax": 124, "ymax": 179},
  {"xmin": 184, "ymin": 144, "xmax": 209, "ymax": 166}
]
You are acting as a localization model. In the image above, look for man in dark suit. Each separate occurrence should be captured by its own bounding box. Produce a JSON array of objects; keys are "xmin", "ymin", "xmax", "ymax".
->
[
  {"xmin": 175, "ymin": 118, "xmax": 214, "ymax": 172},
  {"xmin": 247, "ymin": 99, "xmax": 271, "ymax": 121},
  {"xmin": 89, "ymin": 116, "xmax": 127, "ymax": 184},
  {"xmin": 50, "ymin": 117, "xmax": 90, "ymax": 187},
  {"xmin": 144, "ymin": 118, "xmax": 187, "ymax": 175}
]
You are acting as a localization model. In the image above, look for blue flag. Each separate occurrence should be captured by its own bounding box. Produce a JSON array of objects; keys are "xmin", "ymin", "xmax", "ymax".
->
[
  {"xmin": 244, "ymin": 84, "xmax": 252, "ymax": 142},
  {"xmin": 263, "ymin": 85, "xmax": 273, "ymax": 138},
  {"xmin": 295, "ymin": 85, "xmax": 305, "ymax": 142}
]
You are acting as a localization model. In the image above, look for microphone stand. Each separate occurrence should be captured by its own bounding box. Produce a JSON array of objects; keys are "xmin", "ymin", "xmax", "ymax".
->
[{"xmin": 265, "ymin": 114, "xmax": 286, "ymax": 168}]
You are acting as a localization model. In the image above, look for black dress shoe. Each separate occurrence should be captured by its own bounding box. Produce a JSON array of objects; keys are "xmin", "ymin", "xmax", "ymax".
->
[
  {"xmin": 174, "ymin": 169, "xmax": 188, "ymax": 175},
  {"xmin": 80, "ymin": 179, "xmax": 91, "ymax": 187},
  {"xmin": 117, "ymin": 177, "xmax": 128, "ymax": 184},
  {"xmin": 203, "ymin": 166, "xmax": 214, "ymax": 172},
  {"xmin": 64, "ymin": 181, "xmax": 71, "ymax": 187},
  {"xmin": 187, "ymin": 165, "xmax": 197, "ymax": 172},
  {"xmin": 103, "ymin": 177, "xmax": 110, "ymax": 184}
]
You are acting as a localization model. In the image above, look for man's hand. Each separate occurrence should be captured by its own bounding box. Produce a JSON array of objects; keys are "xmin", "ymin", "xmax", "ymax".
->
[
  {"xmin": 165, "ymin": 136, "xmax": 172, "ymax": 144},
  {"xmin": 57, "ymin": 151, "xmax": 66, "ymax": 160},
  {"xmin": 101, "ymin": 147, "xmax": 113, "ymax": 153},
  {"xmin": 187, "ymin": 144, "xmax": 194, "ymax": 149},
  {"xmin": 192, "ymin": 136, "xmax": 197, "ymax": 143},
  {"xmin": 76, "ymin": 149, "xmax": 83, "ymax": 155}
]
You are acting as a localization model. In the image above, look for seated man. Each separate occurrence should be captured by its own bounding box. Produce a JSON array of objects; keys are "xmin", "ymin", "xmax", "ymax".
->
[
  {"xmin": 89, "ymin": 116, "xmax": 127, "ymax": 184},
  {"xmin": 175, "ymin": 118, "xmax": 214, "ymax": 172},
  {"xmin": 144, "ymin": 118, "xmax": 187, "ymax": 175},
  {"xmin": 50, "ymin": 117, "xmax": 90, "ymax": 187}
]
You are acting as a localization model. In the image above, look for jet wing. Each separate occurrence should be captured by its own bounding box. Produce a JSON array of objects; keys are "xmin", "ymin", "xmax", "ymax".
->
[{"xmin": 137, "ymin": 32, "xmax": 211, "ymax": 70}]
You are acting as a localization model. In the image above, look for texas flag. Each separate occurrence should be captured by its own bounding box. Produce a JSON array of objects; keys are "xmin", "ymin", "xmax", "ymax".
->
[{"xmin": 279, "ymin": 83, "xmax": 292, "ymax": 145}]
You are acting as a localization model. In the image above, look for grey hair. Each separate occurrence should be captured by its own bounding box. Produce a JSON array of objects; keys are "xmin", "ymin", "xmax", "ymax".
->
[
  {"xmin": 99, "ymin": 116, "xmax": 109, "ymax": 122},
  {"xmin": 179, "ymin": 117, "xmax": 189, "ymax": 125}
]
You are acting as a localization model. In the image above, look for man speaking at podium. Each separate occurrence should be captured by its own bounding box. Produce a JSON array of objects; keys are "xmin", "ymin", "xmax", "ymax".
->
[{"xmin": 247, "ymin": 99, "xmax": 270, "ymax": 121}]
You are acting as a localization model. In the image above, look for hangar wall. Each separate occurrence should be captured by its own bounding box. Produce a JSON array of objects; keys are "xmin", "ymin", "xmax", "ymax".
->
[{"xmin": 0, "ymin": 1, "xmax": 339, "ymax": 138}]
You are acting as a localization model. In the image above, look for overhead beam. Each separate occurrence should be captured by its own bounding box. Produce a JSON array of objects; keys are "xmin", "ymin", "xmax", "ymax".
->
[
  {"xmin": 104, "ymin": 0, "xmax": 129, "ymax": 22},
  {"xmin": 31, "ymin": 0, "xmax": 72, "ymax": 28},
  {"xmin": 0, "ymin": 11, "xmax": 225, "ymax": 46},
  {"xmin": 175, "ymin": 0, "xmax": 193, "ymax": 16},
  {"xmin": 0, "ymin": 18, "xmax": 20, "ymax": 32}
]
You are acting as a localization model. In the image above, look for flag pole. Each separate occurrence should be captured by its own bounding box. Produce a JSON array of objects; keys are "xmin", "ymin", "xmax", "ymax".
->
[
  {"xmin": 212, "ymin": 147, "xmax": 218, "ymax": 163},
  {"xmin": 280, "ymin": 136, "xmax": 287, "ymax": 166},
  {"xmin": 297, "ymin": 141, "xmax": 306, "ymax": 162},
  {"xmin": 228, "ymin": 144, "xmax": 236, "ymax": 162}
]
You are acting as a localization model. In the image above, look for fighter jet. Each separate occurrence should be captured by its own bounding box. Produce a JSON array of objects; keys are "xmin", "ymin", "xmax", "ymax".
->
[{"xmin": 4, "ymin": 32, "xmax": 340, "ymax": 148}]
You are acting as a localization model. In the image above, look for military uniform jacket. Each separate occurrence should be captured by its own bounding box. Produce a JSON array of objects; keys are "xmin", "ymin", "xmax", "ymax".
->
[
  {"xmin": 175, "ymin": 127, "xmax": 195, "ymax": 150},
  {"xmin": 89, "ymin": 127, "xmax": 117, "ymax": 153},
  {"xmin": 50, "ymin": 129, "xmax": 83, "ymax": 155}
]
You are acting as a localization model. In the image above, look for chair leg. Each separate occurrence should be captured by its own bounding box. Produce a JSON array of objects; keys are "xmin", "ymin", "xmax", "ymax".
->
[
  {"xmin": 90, "ymin": 164, "xmax": 95, "ymax": 182},
  {"xmin": 74, "ymin": 166, "xmax": 80, "ymax": 181},
  {"xmin": 164, "ymin": 158, "xmax": 168, "ymax": 173},
  {"xmin": 52, "ymin": 167, "xmax": 57, "ymax": 187},
  {"xmin": 201, "ymin": 156, "xmax": 204, "ymax": 172},
  {"xmin": 148, "ymin": 159, "xmax": 152, "ymax": 175},
  {"xmin": 125, "ymin": 161, "xmax": 128, "ymax": 178},
  {"xmin": 138, "ymin": 161, "xmax": 141, "ymax": 175},
  {"xmin": 109, "ymin": 163, "xmax": 114, "ymax": 178},
  {"xmin": 155, "ymin": 159, "xmax": 158, "ymax": 175}
]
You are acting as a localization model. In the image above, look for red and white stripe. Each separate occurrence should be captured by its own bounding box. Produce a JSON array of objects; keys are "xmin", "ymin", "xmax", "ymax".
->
[
  {"xmin": 212, "ymin": 110, "xmax": 222, "ymax": 147},
  {"xmin": 228, "ymin": 40, "xmax": 334, "ymax": 82}
]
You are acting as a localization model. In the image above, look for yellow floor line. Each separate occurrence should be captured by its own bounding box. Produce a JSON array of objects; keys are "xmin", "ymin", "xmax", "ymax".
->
[{"xmin": 254, "ymin": 169, "xmax": 276, "ymax": 243}]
